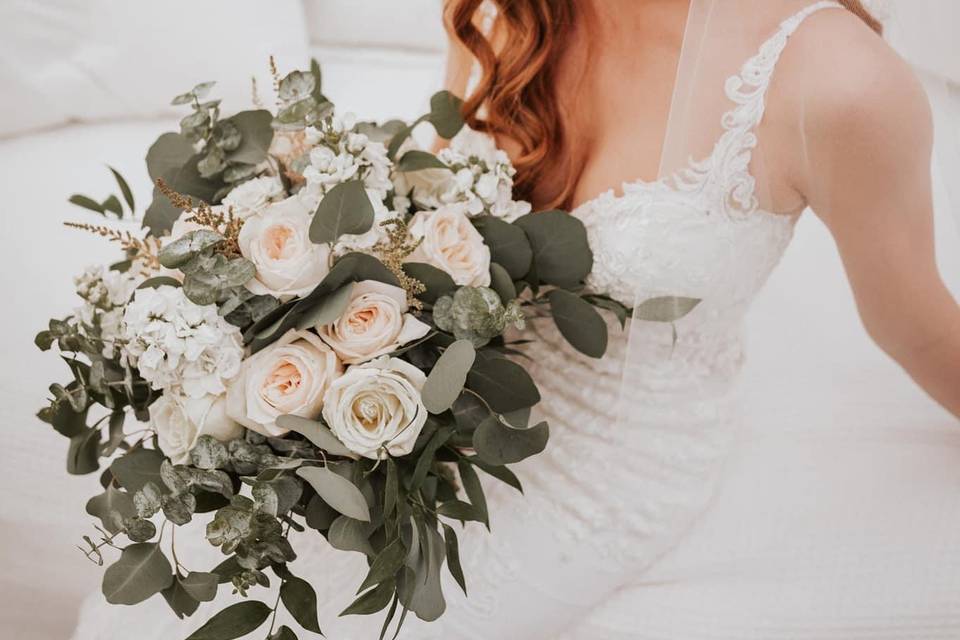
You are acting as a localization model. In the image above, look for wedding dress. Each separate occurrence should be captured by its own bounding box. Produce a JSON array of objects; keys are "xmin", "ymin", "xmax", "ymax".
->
[{"xmin": 71, "ymin": 2, "xmax": 960, "ymax": 638}]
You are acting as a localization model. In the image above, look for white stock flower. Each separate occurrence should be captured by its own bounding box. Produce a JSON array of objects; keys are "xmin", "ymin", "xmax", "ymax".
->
[
  {"xmin": 322, "ymin": 356, "xmax": 427, "ymax": 460},
  {"xmin": 121, "ymin": 285, "xmax": 243, "ymax": 398},
  {"xmin": 151, "ymin": 392, "xmax": 243, "ymax": 465},
  {"xmin": 299, "ymin": 119, "xmax": 393, "ymax": 210},
  {"xmin": 74, "ymin": 264, "xmax": 145, "ymax": 357},
  {"xmin": 408, "ymin": 127, "xmax": 531, "ymax": 222},
  {"xmin": 222, "ymin": 176, "xmax": 285, "ymax": 219},
  {"xmin": 225, "ymin": 329, "xmax": 343, "ymax": 437},
  {"xmin": 407, "ymin": 204, "xmax": 491, "ymax": 287},
  {"xmin": 316, "ymin": 280, "xmax": 430, "ymax": 364},
  {"xmin": 238, "ymin": 195, "xmax": 331, "ymax": 301}
]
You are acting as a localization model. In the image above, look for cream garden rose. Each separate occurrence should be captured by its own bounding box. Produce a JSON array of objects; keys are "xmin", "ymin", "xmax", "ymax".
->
[
  {"xmin": 322, "ymin": 356, "xmax": 428, "ymax": 459},
  {"xmin": 151, "ymin": 392, "xmax": 243, "ymax": 465},
  {"xmin": 222, "ymin": 176, "xmax": 284, "ymax": 219},
  {"xmin": 238, "ymin": 195, "xmax": 331, "ymax": 300},
  {"xmin": 226, "ymin": 329, "xmax": 343, "ymax": 437},
  {"xmin": 316, "ymin": 280, "xmax": 431, "ymax": 364},
  {"xmin": 407, "ymin": 203, "xmax": 491, "ymax": 287}
]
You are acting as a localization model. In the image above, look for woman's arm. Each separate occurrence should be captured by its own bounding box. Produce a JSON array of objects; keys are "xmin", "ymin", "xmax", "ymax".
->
[{"xmin": 798, "ymin": 18, "xmax": 960, "ymax": 417}]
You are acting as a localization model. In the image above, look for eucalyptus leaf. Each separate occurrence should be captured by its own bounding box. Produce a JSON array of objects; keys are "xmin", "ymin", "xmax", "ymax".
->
[
  {"xmin": 473, "ymin": 216, "xmax": 533, "ymax": 279},
  {"xmin": 514, "ymin": 210, "xmax": 592, "ymax": 287},
  {"xmin": 466, "ymin": 356, "xmax": 540, "ymax": 413},
  {"xmin": 427, "ymin": 90, "xmax": 465, "ymax": 139},
  {"xmin": 457, "ymin": 458, "xmax": 488, "ymax": 527},
  {"xmin": 180, "ymin": 571, "xmax": 218, "ymax": 602},
  {"xmin": 341, "ymin": 579, "xmax": 395, "ymax": 617},
  {"xmin": 224, "ymin": 110, "xmax": 273, "ymax": 166},
  {"xmin": 162, "ymin": 575, "xmax": 200, "ymax": 619},
  {"xmin": 101, "ymin": 195, "xmax": 123, "ymax": 217},
  {"xmin": 276, "ymin": 414, "xmax": 355, "ymax": 458},
  {"xmin": 422, "ymin": 340, "xmax": 475, "ymax": 414},
  {"xmin": 67, "ymin": 427, "xmax": 101, "ymax": 475},
  {"xmin": 358, "ymin": 537, "xmax": 406, "ymax": 593},
  {"xmin": 547, "ymin": 289, "xmax": 608, "ymax": 358},
  {"xmin": 294, "ymin": 282, "xmax": 355, "ymax": 331},
  {"xmin": 402, "ymin": 263, "xmax": 456, "ymax": 304},
  {"xmin": 296, "ymin": 466, "xmax": 370, "ymax": 522},
  {"xmin": 185, "ymin": 600, "xmax": 272, "ymax": 640},
  {"xmin": 159, "ymin": 229, "xmax": 224, "ymax": 269},
  {"xmin": 280, "ymin": 575, "xmax": 323, "ymax": 634},
  {"xmin": 85, "ymin": 484, "xmax": 136, "ymax": 534},
  {"xmin": 328, "ymin": 515, "xmax": 375, "ymax": 555},
  {"xmin": 396, "ymin": 150, "xmax": 449, "ymax": 172},
  {"xmin": 309, "ymin": 180, "xmax": 375, "ymax": 245},
  {"xmin": 69, "ymin": 194, "xmax": 105, "ymax": 215},
  {"xmin": 137, "ymin": 276, "xmax": 182, "ymax": 290},
  {"xmin": 473, "ymin": 417, "xmax": 549, "ymax": 465},
  {"xmin": 633, "ymin": 296, "xmax": 701, "ymax": 322},
  {"xmin": 107, "ymin": 166, "xmax": 136, "ymax": 212},
  {"xmin": 441, "ymin": 523, "xmax": 466, "ymax": 595},
  {"xmin": 271, "ymin": 626, "xmax": 298, "ymax": 640},
  {"xmin": 102, "ymin": 542, "xmax": 173, "ymax": 605},
  {"xmin": 488, "ymin": 262, "xmax": 517, "ymax": 303},
  {"xmin": 110, "ymin": 448, "xmax": 166, "ymax": 493},
  {"xmin": 146, "ymin": 132, "xmax": 194, "ymax": 182},
  {"xmin": 305, "ymin": 494, "xmax": 339, "ymax": 531}
]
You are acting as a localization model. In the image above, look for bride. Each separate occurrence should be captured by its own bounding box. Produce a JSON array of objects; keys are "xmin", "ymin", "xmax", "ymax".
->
[{"xmin": 73, "ymin": 0, "xmax": 960, "ymax": 638}]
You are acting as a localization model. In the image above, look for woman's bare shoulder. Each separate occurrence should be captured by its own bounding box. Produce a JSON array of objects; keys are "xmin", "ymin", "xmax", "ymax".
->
[{"xmin": 781, "ymin": 8, "xmax": 931, "ymax": 142}]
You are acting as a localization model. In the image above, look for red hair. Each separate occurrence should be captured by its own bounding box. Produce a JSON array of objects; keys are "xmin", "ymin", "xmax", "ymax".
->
[{"xmin": 445, "ymin": 0, "xmax": 882, "ymax": 210}]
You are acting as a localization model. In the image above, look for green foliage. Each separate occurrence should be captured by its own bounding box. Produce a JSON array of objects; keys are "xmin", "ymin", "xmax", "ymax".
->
[
  {"xmin": 273, "ymin": 62, "xmax": 334, "ymax": 130},
  {"xmin": 465, "ymin": 355, "xmax": 540, "ymax": 414},
  {"xmin": 547, "ymin": 289, "xmax": 608, "ymax": 358},
  {"xmin": 102, "ymin": 542, "xmax": 173, "ymax": 605},
  {"xmin": 472, "ymin": 216, "xmax": 533, "ymax": 279},
  {"xmin": 396, "ymin": 150, "xmax": 449, "ymax": 172},
  {"xmin": 473, "ymin": 416, "xmax": 549, "ymax": 465},
  {"xmin": 275, "ymin": 415, "xmax": 355, "ymax": 458},
  {"xmin": 432, "ymin": 287, "xmax": 525, "ymax": 347},
  {"xmin": 514, "ymin": 210, "xmax": 593, "ymax": 288},
  {"xmin": 185, "ymin": 601, "xmax": 272, "ymax": 640},
  {"xmin": 158, "ymin": 230, "xmax": 257, "ymax": 307},
  {"xmin": 246, "ymin": 252, "xmax": 399, "ymax": 352},
  {"xmin": 422, "ymin": 340, "xmax": 475, "ymax": 414},
  {"xmin": 296, "ymin": 466, "xmax": 370, "ymax": 522},
  {"xmin": 280, "ymin": 574, "xmax": 323, "ymax": 634},
  {"xmin": 402, "ymin": 263, "xmax": 456, "ymax": 304},
  {"xmin": 309, "ymin": 179, "xmax": 375, "ymax": 245},
  {"xmin": 633, "ymin": 296, "xmax": 702, "ymax": 322},
  {"xmin": 68, "ymin": 166, "xmax": 136, "ymax": 219}
]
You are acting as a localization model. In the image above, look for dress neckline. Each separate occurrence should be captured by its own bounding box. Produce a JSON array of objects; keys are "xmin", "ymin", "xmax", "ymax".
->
[{"xmin": 570, "ymin": 1, "xmax": 843, "ymax": 222}]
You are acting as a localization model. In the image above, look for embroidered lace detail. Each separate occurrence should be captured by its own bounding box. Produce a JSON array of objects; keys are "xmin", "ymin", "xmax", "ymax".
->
[{"xmin": 673, "ymin": 1, "xmax": 844, "ymax": 218}]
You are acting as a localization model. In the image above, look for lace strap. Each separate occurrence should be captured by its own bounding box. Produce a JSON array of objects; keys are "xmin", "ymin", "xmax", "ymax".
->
[{"xmin": 717, "ymin": 1, "xmax": 844, "ymax": 215}]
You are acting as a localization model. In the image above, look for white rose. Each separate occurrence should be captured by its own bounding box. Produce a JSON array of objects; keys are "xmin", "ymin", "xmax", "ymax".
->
[
  {"xmin": 222, "ymin": 176, "xmax": 285, "ymax": 219},
  {"xmin": 226, "ymin": 329, "xmax": 343, "ymax": 437},
  {"xmin": 238, "ymin": 195, "xmax": 331, "ymax": 301},
  {"xmin": 407, "ymin": 204, "xmax": 491, "ymax": 287},
  {"xmin": 322, "ymin": 356, "xmax": 427, "ymax": 459},
  {"xmin": 151, "ymin": 392, "xmax": 243, "ymax": 465},
  {"xmin": 316, "ymin": 280, "xmax": 430, "ymax": 364}
]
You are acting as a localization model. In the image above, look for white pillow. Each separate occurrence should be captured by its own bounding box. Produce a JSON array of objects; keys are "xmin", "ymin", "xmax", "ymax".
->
[
  {"xmin": 303, "ymin": 0, "xmax": 446, "ymax": 53},
  {"xmin": 0, "ymin": 0, "xmax": 310, "ymax": 138}
]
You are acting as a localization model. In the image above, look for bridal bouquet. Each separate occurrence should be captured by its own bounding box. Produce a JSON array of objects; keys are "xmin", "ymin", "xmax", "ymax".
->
[{"xmin": 36, "ymin": 61, "xmax": 688, "ymax": 639}]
